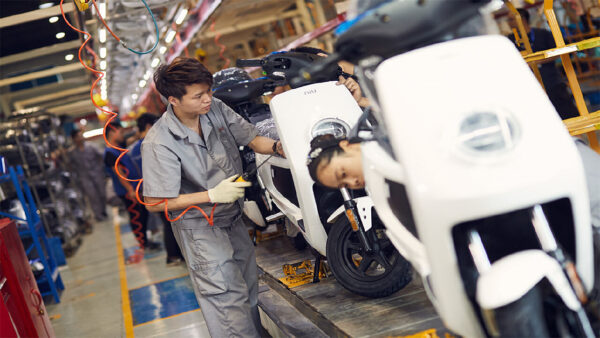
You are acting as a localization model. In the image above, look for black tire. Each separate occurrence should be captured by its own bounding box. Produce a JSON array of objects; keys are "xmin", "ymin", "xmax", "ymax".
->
[
  {"xmin": 493, "ymin": 284, "xmax": 550, "ymax": 337},
  {"xmin": 326, "ymin": 216, "xmax": 412, "ymax": 298},
  {"xmin": 290, "ymin": 234, "xmax": 308, "ymax": 251}
]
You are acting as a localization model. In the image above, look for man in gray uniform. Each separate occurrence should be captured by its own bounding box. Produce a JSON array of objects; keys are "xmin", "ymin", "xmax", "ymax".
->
[{"xmin": 142, "ymin": 57, "xmax": 284, "ymax": 337}]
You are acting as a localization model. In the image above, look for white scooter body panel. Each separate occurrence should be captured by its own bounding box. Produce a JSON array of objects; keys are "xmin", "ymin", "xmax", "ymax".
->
[
  {"xmin": 372, "ymin": 35, "xmax": 591, "ymax": 336},
  {"xmin": 260, "ymin": 81, "xmax": 364, "ymax": 254}
]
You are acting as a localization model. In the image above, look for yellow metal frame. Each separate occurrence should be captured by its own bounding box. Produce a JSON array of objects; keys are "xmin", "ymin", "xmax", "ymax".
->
[
  {"xmin": 506, "ymin": 0, "xmax": 600, "ymax": 152},
  {"xmin": 279, "ymin": 259, "xmax": 329, "ymax": 288}
]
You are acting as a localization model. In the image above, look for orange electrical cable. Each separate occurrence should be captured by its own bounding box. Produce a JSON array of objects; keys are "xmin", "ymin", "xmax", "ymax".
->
[{"xmin": 60, "ymin": 0, "xmax": 217, "ymax": 227}]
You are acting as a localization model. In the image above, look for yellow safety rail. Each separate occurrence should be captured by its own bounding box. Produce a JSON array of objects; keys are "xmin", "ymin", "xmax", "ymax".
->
[{"xmin": 506, "ymin": 0, "xmax": 600, "ymax": 152}]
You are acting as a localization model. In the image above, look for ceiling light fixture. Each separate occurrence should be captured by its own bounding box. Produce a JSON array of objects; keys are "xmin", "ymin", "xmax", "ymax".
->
[
  {"xmin": 159, "ymin": 46, "xmax": 167, "ymax": 54},
  {"xmin": 132, "ymin": 94, "xmax": 138, "ymax": 100},
  {"xmin": 139, "ymin": 80, "xmax": 147, "ymax": 88},
  {"xmin": 49, "ymin": 16, "xmax": 59, "ymax": 23},
  {"xmin": 39, "ymin": 2, "xmax": 54, "ymax": 9},
  {"xmin": 99, "ymin": 47, "xmax": 107, "ymax": 58},
  {"xmin": 165, "ymin": 30, "xmax": 176, "ymax": 44},
  {"xmin": 98, "ymin": 3, "xmax": 106, "ymax": 18},
  {"xmin": 100, "ymin": 60, "xmax": 107, "ymax": 70},
  {"xmin": 99, "ymin": 28, "xmax": 107, "ymax": 43},
  {"xmin": 151, "ymin": 58, "xmax": 160, "ymax": 68},
  {"xmin": 65, "ymin": 54, "xmax": 74, "ymax": 61},
  {"xmin": 175, "ymin": 8, "xmax": 188, "ymax": 25},
  {"xmin": 143, "ymin": 71, "xmax": 151, "ymax": 80},
  {"xmin": 83, "ymin": 128, "xmax": 104, "ymax": 138},
  {"xmin": 55, "ymin": 32, "xmax": 65, "ymax": 39}
]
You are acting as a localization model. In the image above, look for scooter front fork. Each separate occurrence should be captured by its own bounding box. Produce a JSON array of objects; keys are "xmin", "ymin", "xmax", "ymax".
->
[{"xmin": 340, "ymin": 188, "xmax": 374, "ymax": 254}]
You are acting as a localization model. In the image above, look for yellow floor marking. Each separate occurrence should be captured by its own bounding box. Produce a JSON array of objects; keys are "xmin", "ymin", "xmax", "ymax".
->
[
  {"xmin": 114, "ymin": 207, "xmax": 134, "ymax": 338},
  {"xmin": 128, "ymin": 272, "xmax": 189, "ymax": 292},
  {"xmin": 133, "ymin": 308, "xmax": 202, "ymax": 328},
  {"xmin": 49, "ymin": 314, "xmax": 62, "ymax": 321}
]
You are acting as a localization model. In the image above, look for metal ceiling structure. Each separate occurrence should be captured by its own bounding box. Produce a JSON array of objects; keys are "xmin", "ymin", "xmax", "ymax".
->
[{"xmin": 0, "ymin": 0, "xmax": 341, "ymax": 119}]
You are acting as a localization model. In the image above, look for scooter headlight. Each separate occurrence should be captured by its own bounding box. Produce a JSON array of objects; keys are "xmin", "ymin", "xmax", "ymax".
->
[
  {"xmin": 311, "ymin": 118, "xmax": 350, "ymax": 139},
  {"xmin": 457, "ymin": 111, "xmax": 519, "ymax": 156}
]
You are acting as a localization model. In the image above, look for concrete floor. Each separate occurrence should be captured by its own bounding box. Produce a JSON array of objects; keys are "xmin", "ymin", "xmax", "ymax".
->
[{"xmin": 45, "ymin": 209, "xmax": 210, "ymax": 337}]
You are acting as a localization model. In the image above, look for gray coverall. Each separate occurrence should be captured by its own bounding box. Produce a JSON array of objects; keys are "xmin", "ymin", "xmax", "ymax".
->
[
  {"xmin": 141, "ymin": 99, "xmax": 261, "ymax": 338},
  {"xmin": 69, "ymin": 144, "xmax": 107, "ymax": 220}
]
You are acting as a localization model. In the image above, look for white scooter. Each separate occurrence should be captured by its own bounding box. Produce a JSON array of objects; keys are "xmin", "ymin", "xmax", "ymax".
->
[
  {"xmin": 233, "ymin": 52, "xmax": 413, "ymax": 298},
  {"xmin": 300, "ymin": 0, "xmax": 599, "ymax": 336}
]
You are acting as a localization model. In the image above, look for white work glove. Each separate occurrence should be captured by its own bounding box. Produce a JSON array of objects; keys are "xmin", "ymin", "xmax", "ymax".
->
[{"xmin": 208, "ymin": 175, "xmax": 251, "ymax": 203}]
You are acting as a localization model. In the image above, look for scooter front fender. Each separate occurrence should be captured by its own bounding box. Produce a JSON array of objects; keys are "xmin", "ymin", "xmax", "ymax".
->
[{"xmin": 327, "ymin": 196, "xmax": 373, "ymax": 232}]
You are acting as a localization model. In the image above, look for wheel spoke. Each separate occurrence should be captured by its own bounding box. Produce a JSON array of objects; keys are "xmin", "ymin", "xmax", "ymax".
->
[
  {"xmin": 346, "ymin": 241, "xmax": 362, "ymax": 252},
  {"xmin": 357, "ymin": 257, "xmax": 374, "ymax": 273},
  {"xmin": 375, "ymin": 252, "xmax": 392, "ymax": 269}
]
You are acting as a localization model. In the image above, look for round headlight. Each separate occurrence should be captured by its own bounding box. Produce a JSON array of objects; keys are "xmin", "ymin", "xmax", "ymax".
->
[
  {"xmin": 311, "ymin": 118, "xmax": 350, "ymax": 139},
  {"xmin": 457, "ymin": 111, "xmax": 518, "ymax": 155}
]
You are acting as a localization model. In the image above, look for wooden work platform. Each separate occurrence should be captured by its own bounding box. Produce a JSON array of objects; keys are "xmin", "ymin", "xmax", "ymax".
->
[{"xmin": 255, "ymin": 235, "xmax": 446, "ymax": 337}]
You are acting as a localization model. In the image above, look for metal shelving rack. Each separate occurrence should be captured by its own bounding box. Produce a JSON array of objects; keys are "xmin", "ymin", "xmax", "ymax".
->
[{"xmin": 0, "ymin": 166, "xmax": 64, "ymax": 303}]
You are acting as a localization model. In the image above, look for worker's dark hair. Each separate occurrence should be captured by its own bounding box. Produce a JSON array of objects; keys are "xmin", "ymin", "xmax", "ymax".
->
[
  {"xmin": 153, "ymin": 57, "xmax": 213, "ymax": 100},
  {"xmin": 70, "ymin": 129, "xmax": 81, "ymax": 139},
  {"xmin": 306, "ymin": 134, "xmax": 345, "ymax": 183},
  {"xmin": 136, "ymin": 113, "xmax": 158, "ymax": 132},
  {"xmin": 105, "ymin": 121, "xmax": 122, "ymax": 139},
  {"xmin": 517, "ymin": 8, "xmax": 530, "ymax": 24},
  {"xmin": 291, "ymin": 46, "xmax": 329, "ymax": 56}
]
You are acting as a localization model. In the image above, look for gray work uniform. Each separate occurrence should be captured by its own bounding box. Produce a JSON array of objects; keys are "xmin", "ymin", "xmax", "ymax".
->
[
  {"xmin": 141, "ymin": 98, "xmax": 261, "ymax": 338},
  {"xmin": 69, "ymin": 143, "xmax": 107, "ymax": 220}
]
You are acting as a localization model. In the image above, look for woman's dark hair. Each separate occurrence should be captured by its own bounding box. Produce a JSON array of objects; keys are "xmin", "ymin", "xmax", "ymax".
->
[
  {"xmin": 306, "ymin": 134, "xmax": 345, "ymax": 183},
  {"xmin": 105, "ymin": 121, "xmax": 122, "ymax": 139},
  {"xmin": 70, "ymin": 129, "xmax": 81, "ymax": 139},
  {"xmin": 153, "ymin": 57, "xmax": 213, "ymax": 100}
]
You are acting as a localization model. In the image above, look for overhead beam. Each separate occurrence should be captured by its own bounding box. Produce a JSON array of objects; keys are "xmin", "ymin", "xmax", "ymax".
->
[
  {"xmin": 0, "ymin": 3, "xmax": 75, "ymax": 29},
  {"xmin": 0, "ymin": 40, "xmax": 81, "ymax": 67},
  {"xmin": 0, "ymin": 63, "xmax": 83, "ymax": 87},
  {"xmin": 47, "ymin": 99, "xmax": 95, "ymax": 116},
  {"xmin": 198, "ymin": 11, "xmax": 299, "ymax": 40},
  {"xmin": 13, "ymin": 85, "xmax": 91, "ymax": 110}
]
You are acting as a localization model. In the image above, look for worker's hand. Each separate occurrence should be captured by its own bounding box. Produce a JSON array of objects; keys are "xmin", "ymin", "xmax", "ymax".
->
[
  {"xmin": 337, "ymin": 75, "xmax": 363, "ymax": 104},
  {"xmin": 208, "ymin": 175, "xmax": 251, "ymax": 203},
  {"xmin": 275, "ymin": 141, "xmax": 286, "ymax": 158}
]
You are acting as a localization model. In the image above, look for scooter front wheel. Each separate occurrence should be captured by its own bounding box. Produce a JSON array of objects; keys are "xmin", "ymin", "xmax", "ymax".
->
[{"xmin": 326, "ymin": 216, "xmax": 412, "ymax": 298}]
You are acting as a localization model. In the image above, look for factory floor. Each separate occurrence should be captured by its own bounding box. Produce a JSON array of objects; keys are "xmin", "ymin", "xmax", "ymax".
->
[{"xmin": 45, "ymin": 208, "xmax": 209, "ymax": 337}]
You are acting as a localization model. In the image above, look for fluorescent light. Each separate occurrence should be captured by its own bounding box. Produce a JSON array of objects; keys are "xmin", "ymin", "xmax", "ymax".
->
[
  {"xmin": 165, "ymin": 30, "xmax": 176, "ymax": 44},
  {"xmin": 56, "ymin": 32, "xmax": 65, "ymax": 39},
  {"xmin": 143, "ymin": 71, "xmax": 151, "ymax": 80},
  {"xmin": 83, "ymin": 128, "xmax": 104, "ymax": 138},
  {"xmin": 100, "ymin": 60, "xmax": 107, "ymax": 70},
  {"xmin": 80, "ymin": 119, "xmax": 87, "ymax": 126},
  {"xmin": 49, "ymin": 16, "xmax": 59, "ymax": 23},
  {"xmin": 175, "ymin": 8, "xmax": 188, "ymax": 25},
  {"xmin": 99, "ymin": 47, "xmax": 107, "ymax": 58},
  {"xmin": 98, "ymin": 3, "xmax": 106, "ymax": 17},
  {"xmin": 99, "ymin": 28, "xmax": 106, "ymax": 43},
  {"xmin": 39, "ymin": 2, "xmax": 54, "ymax": 9},
  {"xmin": 132, "ymin": 94, "xmax": 138, "ymax": 100},
  {"xmin": 139, "ymin": 80, "xmax": 147, "ymax": 88},
  {"xmin": 65, "ymin": 54, "xmax": 74, "ymax": 61},
  {"xmin": 159, "ymin": 46, "xmax": 167, "ymax": 54},
  {"xmin": 151, "ymin": 57, "xmax": 160, "ymax": 68}
]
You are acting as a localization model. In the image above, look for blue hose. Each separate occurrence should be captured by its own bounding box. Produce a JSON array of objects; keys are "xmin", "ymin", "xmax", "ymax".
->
[{"xmin": 121, "ymin": 0, "xmax": 160, "ymax": 55}]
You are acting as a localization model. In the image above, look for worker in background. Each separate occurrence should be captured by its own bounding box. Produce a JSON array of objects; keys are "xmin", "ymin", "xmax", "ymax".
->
[
  {"xmin": 131, "ymin": 113, "xmax": 184, "ymax": 266},
  {"xmin": 142, "ymin": 57, "xmax": 284, "ymax": 337},
  {"xmin": 507, "ymin": 8, "xmax": 579, "ymax": 120},
  {"xmin": 104, "ymin": 121, "xmax": 160, "ymax": 251},
  {"xmin": 69, "ymin": 130, "xmax": 107, "ymax": 221}
]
